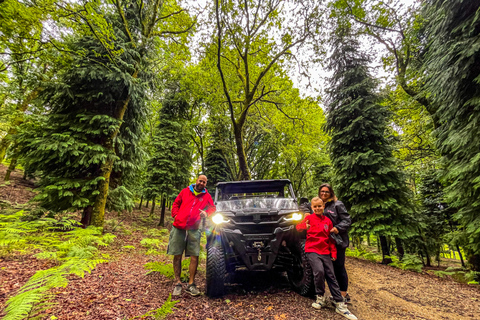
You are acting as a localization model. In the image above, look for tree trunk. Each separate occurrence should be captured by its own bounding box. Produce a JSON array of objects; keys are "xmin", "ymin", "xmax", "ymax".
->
[
  {"xmin": 0, "ymin": 136, "xmax": 10, "ymax": 163},
  {"xmin": 158, "ymin": 195, "xmax": 166, "ymax": 227},
  {"xmin": 367, "ymin": 234, "xmax": 371, "ymax": 246},
  {"xmin": 146, "ymin": 200, "xmax": 149, "ymax": 208},
  {"xmin": 138, "ymin": 196, "xmax": 143, "ymax": 210},
  {"xmin": 91, "ymin": 157, "xmax": 114, "ymax": 228},
  {"xmin": 233, "ymin": 123, "xmax": 251, "ymax": 180},
  {"xmin": 90, "ymin": 93, "xmax": 134, "ymax": 229},
  {"xmin": 395, "ymin": 237, "xmax": 405, "ymax": 260},
  {"xmin": 380, "ymin": 235, "xmax": 392, "ymax": 264},
  {"xmin": 150, "ymin": 195, "xmax": 156, "ymax": 217},
  {"xmin": 81, "ymin": 206, "xmax": 93, "ymax": 227},
  {"xmin": 456, "ymin": 245, "xmax": 465, "ymax": 267},
  {"xmin": 4, "ymin": 157, "xmax": 17, "ymax": 181}
]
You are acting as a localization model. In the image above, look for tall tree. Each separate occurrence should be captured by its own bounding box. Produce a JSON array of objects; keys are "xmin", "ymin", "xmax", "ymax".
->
[
  {"xmin": 212, "ymin": 0, "xmax": 324, "ymax": 180},
  {"xmin": 422, "ymin": 0, "xmax": 480, "ymax": 271},
  {"xmin": 15, "ymin": 0, "xmax": 194, "ymax": 227},
  {"xmin": 331, "ymin": 0, "xmax": 433, "ymax": 117},
  {"xmin": 326, "ymin": 27, "xmax": 413, "ymax": 264},
  {"xmin": 204, "ymin": 116, "xmax": 234, "ymax": 186},
  {"xmin": 143, "ymin": 92, "xmax": 193, "ymax": 226}
]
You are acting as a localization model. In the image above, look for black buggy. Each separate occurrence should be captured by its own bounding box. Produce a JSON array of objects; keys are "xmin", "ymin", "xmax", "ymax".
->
[{"xmin": 205, "ymin": 179, "xmax": 313, "ymax": 297}]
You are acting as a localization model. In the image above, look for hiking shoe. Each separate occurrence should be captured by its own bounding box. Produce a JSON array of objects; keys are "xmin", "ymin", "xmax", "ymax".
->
[
  {"xmin": 172, "ymin": 283, "xmax": 182, "ymax": 296},
  {"xmin": 330, "ymin": 293, "xmax": 351, "ymax": 304},
  {"xmin": 186, "ymin": 283, "xmax": 201, "ymax": 296},
  {"xmin": 312, "ymin": 295, "xmax": 327, "ymax": 309},
  {"xmin": 335, "ymin": 301, "xmax": 358, "ymax": 320}
]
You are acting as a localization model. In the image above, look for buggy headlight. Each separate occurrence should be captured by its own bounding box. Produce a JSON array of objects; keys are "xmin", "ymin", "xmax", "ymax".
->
[
  {"xmin": 283, "ymin": 212, "xmax": 303, "ymax": 222},
  {"xmin": 212, "ymin": 213, "xmax": 230, "ymax": 224}
]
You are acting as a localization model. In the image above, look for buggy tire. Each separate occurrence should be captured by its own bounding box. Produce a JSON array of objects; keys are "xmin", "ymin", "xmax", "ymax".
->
[
  {"xmin": 287, "ymin": 240, "xmax": 314, "ymax": 296},
  {"xmin": 206, "ymin": 244, "xmax": 226, "ymax": 297}
]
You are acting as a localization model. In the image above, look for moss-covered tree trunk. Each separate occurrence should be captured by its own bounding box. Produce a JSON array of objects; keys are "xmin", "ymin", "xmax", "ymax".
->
[
  {"xmin": 4, "ymin": 157, "xmax": 17, "ymax": 181},
  {"xmin": 90, "ymin": 90, "xmax": 133, "ymax": 228}
]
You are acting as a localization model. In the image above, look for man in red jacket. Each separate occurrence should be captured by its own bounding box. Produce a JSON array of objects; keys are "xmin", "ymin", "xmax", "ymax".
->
[{"xmin": 167, "ymin": 174, "xmax": 216, "ymax": 296}]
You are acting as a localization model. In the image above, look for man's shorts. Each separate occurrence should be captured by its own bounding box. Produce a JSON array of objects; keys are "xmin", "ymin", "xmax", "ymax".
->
[{"xmin": 167, "ymin": 226, "xmax": 202, "ymax": 257}]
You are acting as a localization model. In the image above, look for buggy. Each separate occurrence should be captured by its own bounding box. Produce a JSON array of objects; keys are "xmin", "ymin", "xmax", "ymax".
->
[{"xmin": 205, "ymin": 179, "xmax": 313, "ymax": 297}]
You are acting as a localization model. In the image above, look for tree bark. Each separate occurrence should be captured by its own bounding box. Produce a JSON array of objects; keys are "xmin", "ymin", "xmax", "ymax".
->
[
  {"xmin": 90, "ymin": 81, "xmax": 135, "ymax": 228},
  {"xmin": 456, "ymin": 245, "xmax": 465, "ymax": 268},
  {"xmin": 380, "ymin": 235, "xmax": 392, "ymax": 264},
  {"xmin": 4, "ymin": 157, "xmax": 17, "ymax": 181},
  {"xmin": 138, "ymin": 196, "xmax": 143, "ymax": 210},
  {"xmin": 158, "ymin": 195, "xmax": 166, "ymax": 227},
  {"xmin": 81, "ymin": 206, "xmax": 93, "ymax": 227},
  {"xmin": 395, "ymin": 237, "xmax": 405, "ymax": 260},
  {"xmin": 233, "ymin": 123, "xmax": 251, "ymax": 180},
  {"xmin": 149, "ymin": 195, "xmax": 156, "ymax": 217}
]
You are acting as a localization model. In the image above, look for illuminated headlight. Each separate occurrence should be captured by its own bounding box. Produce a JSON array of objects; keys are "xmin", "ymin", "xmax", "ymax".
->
[
  {"xmin": 212, "ymin": 213, "xmax": 230, "ymax": 224},
  {"xmin": 283, "ymin": 212, "xmax": 303, "ymax": 222}
]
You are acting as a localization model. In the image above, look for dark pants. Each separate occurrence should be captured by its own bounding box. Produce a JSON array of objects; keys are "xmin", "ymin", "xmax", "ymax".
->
[
  {"xmin": 333, "ymin": 246, "xmax": 348, "ymax": 292},
  {"xmin": 306, "ymin": 252, "xmax": 343, "ymax": 302}
]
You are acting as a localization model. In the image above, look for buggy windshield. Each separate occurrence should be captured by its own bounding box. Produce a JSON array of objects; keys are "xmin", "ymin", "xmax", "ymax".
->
[{"xmin": 216, "ymin": 198, "xmax": 297, "ymax": 211}]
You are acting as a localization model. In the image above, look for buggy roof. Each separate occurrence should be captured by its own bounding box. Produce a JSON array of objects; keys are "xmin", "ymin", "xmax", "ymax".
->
[{"xmin": 216, "ymin": 179, "xmax": 292, "ymax": 194}]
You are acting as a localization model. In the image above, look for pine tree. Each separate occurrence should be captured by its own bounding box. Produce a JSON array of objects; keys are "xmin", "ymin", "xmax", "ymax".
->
[
  {"xmin": 14, "ymin": 0, "xmax": 193, "ymax": 228},
  {"xmin": 204, "ymin": 116, "xmax": 234, "ymax": 186},
  {"xmin": 143, "ymin": 93, "xmax": 193, "ymax": 227},
  {"xmin": 326, "ymin": 28, "xmax": 414, "ymax": 264},
  {"xmin": 422, "ymin": 0, "xmax": 480, "ymax": 271},
  {"xmin": 15, "ymin": 5, "xmax": 150, "ymax": 226}
]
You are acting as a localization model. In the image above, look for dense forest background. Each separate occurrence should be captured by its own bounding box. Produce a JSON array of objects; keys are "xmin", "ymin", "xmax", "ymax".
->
[{"xmin": 1, "ymin": 1, "xmax": 480, "ymax": 316}]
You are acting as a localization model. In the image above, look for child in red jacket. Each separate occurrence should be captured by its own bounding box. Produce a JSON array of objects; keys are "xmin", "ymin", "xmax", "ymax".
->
[{"xmin": 296, "ymin": 197, "xmax": 357, "ymax": 320}]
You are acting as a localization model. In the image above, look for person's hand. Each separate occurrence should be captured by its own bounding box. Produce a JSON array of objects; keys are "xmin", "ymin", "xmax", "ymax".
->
[
  {"xmin": 199, "ymin": 210, "xmax": 207, "ymax": 218},
  {"xmin": 306, "ymin": 220, "xmax": 311, "ymax": 230},
  {"xmin": 332, "ymin": 257, "xmax": 336, "ymax": 261},
  {"xmin": 330, "ymin": 227, "xmax": 339, "ymax": 234}
]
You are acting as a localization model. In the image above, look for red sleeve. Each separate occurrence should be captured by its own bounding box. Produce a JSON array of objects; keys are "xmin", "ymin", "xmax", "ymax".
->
[
  {"xmin": 205, "ymin": 193, "xmax": 216, "ymax": 216},
  {"xmin": 296, "ymin": 215, "xmax": 310, "ymax": 232},
  {"xmin": 171, "ymin": 189, "xmax": 183, "ymax": 217}
]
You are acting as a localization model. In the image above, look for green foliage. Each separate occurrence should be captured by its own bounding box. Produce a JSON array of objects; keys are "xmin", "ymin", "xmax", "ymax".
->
[
  {"xmin": 131, "ymin": 294, "xmax": 178, "ymax": 320},
  {"xmin": 144, "ymin": 260, "xmax": 189, "ymax": 281},
  {"xmin": 143, "ymin": 90, "xmax": 193, "ymax": 203},
  {"xmin": 422, "ymin": 0, "xmax": 480, "ymax": 270},
  {"xmin": 388, "ymin": 254, "xmax": 423, "ymax": 273},
  {"xmin": 346, "ymin": 247, "xmax": 380, "ymax": 263},
  {"xmin": 0, "ymin": 209, "xmax": 113, "ymax": 320},
  {"xmin": 140, "ymin": 238, "xmax": 162, "ymax": 250},
  {"xmin": 325, "ymin": 27, "xmax": 414, "ymax": 247},
  {"xmin": 204, "ymin": 116, "xmax": 234, "ymax": 185}
]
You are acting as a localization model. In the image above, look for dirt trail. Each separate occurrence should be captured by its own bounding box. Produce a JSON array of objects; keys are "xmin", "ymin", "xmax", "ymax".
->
[
  {"xmin": 345, "ymin": 258, "xmax": 480, "ymax": 320},
  {"xmin": 1, "ymin": 165, "xmax": 480, "ymax": 319}
]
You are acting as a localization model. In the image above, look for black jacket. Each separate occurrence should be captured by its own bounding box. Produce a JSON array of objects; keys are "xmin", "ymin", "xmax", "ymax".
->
[{"xmin": 300, "ymin": 200, "xmax": 351, "ymax": 248}]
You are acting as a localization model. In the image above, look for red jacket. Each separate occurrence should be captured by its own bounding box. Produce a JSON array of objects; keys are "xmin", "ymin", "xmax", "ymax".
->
[
  {"xmin": 296, "ymin": 214, "xmax": 337, "ymax": 260},
  {"xmin": 171, "ymin": 184, "xmax": 216, "ymax": 230}
]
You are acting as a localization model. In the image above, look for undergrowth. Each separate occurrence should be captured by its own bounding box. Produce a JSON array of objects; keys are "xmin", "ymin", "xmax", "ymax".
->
[
  {"xmin": 0, "ymin": 209, "xmax": 115, "ymax": 320},
  {"xmin": 130, "ymin": 294, "xmax": 178, "ymax": 320}
]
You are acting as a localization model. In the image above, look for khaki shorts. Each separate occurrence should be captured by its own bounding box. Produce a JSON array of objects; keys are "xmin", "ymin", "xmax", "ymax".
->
[{"xmin": 167, "ymin": 226, "xmax": 201, "ymax": 257}]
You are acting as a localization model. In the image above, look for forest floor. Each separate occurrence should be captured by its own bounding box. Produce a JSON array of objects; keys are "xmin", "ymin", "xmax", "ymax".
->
[{"xmin": 1, "ymin": 164, "xmax": 480, "ymax": 320}]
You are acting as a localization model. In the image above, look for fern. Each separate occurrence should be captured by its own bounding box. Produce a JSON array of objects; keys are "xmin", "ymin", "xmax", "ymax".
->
[
  {"xmin": 140, "ymin": 238, "xmax": 162, "ymax": 249},
  {"xmin": 0, "ymin": 210, "xmax": 114, "ymax": 320},
  {"xmin": 144, "ymin": 260, "xmax": 189, "ymax": 281},
  {"xmin": 388, "ymin": 254, "xmax": 423, "ymax": 273},
  {"xmin": 131, "ymin": 294, "xmax": 178, "ymax": 319}
]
